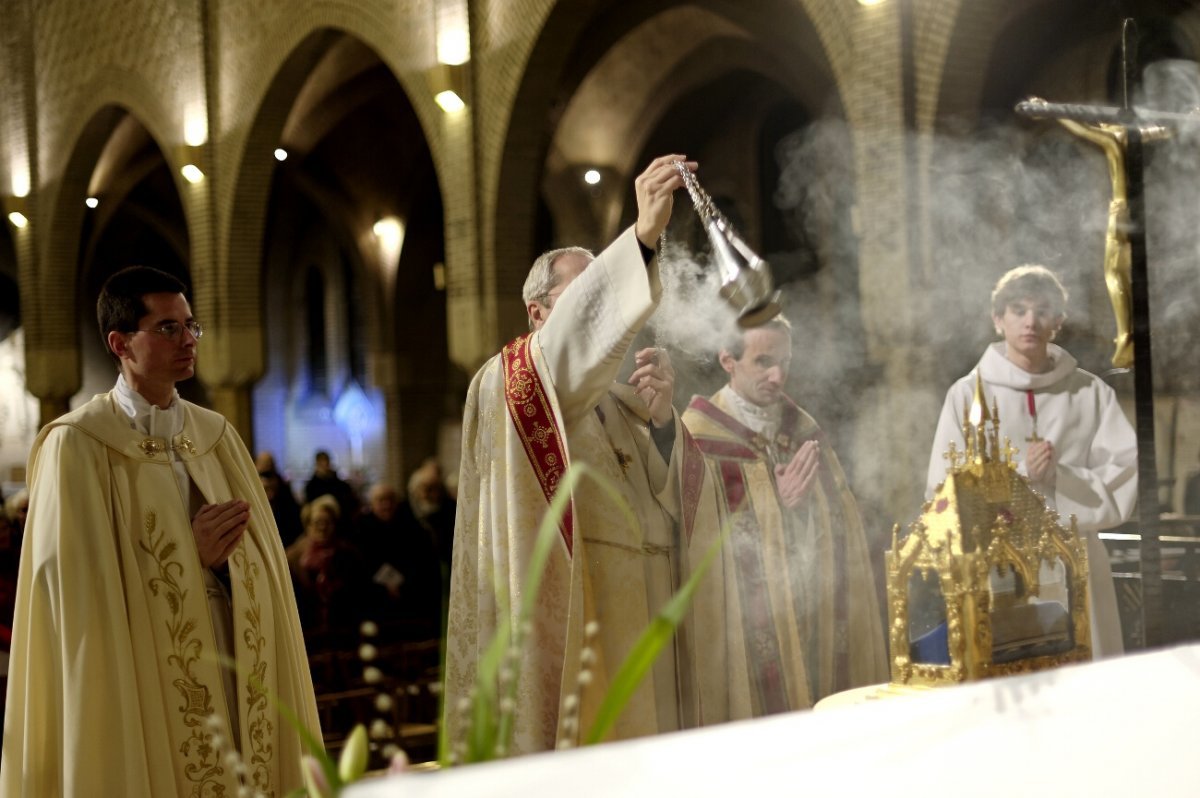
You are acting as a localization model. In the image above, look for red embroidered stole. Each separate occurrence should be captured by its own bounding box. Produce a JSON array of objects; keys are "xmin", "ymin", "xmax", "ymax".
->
[
  {"xmin": 501, "ymin": 334, "xmax": 574, "ymax": 555},
  {"xmin": 679, "ymin": 426, "xmax": 706, "ymax": 545}
]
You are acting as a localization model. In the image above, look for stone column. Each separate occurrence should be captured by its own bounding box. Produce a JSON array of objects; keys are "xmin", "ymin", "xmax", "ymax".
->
[{"xmin": 207, "ymin": 383, "xmax": 255, "ymax": 449}]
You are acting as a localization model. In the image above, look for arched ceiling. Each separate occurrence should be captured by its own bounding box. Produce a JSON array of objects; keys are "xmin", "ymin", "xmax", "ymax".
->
[
  {"xmin": 273, "ymin": 32, "xmax": 437, "ymax": 240},
  {"xmin": 73, "ymin": 108, "xmax": 188, "ymax": 299},
  {"xmin": 551, "ymin": 7, "xmax": 747, "ymax": 169},
  {"xmin": 550, "ymin": 3, "xmax": 836, "ymax": 176}
]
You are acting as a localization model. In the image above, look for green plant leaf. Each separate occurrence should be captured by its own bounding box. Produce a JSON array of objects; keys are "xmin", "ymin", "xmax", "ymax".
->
[
  {"xmin": 271, "ymin": 678, "xmax": 342, "ymax": 792},
  {"xmin": 444, "ymin": 459, "xmax": 707, "ymax": 763},
  {"xmin": 338, "ymin": 723, "xmax": 369, "ymax": 783},
  {"xmin": 210, "ymin": 648, "xmax": 341, "ymax": 792}
]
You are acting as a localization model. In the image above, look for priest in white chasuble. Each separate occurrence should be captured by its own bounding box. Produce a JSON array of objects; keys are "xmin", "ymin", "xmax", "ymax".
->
[
  {"xmin": 1, "ymin": 267, "xmax": 319, "ymax": 797},
  {"xmin": 444, "ymin": 155, "xmax": 729, "ymax": 758},
  {"xmin": 682, "ymin": 318, "xmax": 888, "ymax": 714}
]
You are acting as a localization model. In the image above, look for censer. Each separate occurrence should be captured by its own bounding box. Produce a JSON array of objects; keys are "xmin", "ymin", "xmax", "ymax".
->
[{"xmin": 674, "ymin": 160, "xmax": 782, "ymax": 327}]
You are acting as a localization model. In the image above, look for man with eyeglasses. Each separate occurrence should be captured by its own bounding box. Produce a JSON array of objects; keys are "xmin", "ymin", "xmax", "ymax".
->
[
  {"xmin": 2, "ymin": 266, "xmax": 319, "ymax": 796},
  {"xmin": 444, "ymin": 156, "xmax": 725, "ymax": 756}
]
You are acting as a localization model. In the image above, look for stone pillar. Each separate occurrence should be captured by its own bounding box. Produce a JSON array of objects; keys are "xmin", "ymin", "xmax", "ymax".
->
[
  {"xmin": 367, "ymin": 349, "xmax": 403, "ymax": 491},
  {"xmin": 207, "ymin": 383, "xmax": 255, "ymax": 449},
  {"xmin": 38, "ymin": 396, "xmax": 70, "ymax": 429},
  {"xmin": 441, "ymin": 101, "xmax": 489, "ymax": 375}
]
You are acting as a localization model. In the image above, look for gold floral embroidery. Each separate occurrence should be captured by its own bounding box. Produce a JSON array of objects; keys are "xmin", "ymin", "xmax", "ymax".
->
[
  {"xmin": 233, "ymin": 547, "xmax": 275, "ymax": 796},
  {"xmin": 139, "ymin": 510, "xmax": 225, "ymax": 795}
]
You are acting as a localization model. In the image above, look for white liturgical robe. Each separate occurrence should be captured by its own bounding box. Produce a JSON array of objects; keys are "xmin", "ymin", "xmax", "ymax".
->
[
  {"xmin": 1, "ymin": 391, "xmax": 320, "ymax": 797},
  {"xmin": 443, "ymin": 228, "xmax": 721, "ymax": 757},
  {"xmin": 927, "ymin": 342, "xmax": 1138, "ymax": 657}
]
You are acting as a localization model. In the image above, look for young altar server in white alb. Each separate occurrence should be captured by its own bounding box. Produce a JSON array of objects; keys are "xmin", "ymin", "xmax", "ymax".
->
[
  {"xmin": 1, "ymin": 266, "xmax": 320, "ymax": 797},
  {"xmin": 444, "ymin": 155, "xmax": 726, "ymax": 757},
  {"xmin": 926, "ymin": 265, "xmax": 1137, "ymax": 658}
]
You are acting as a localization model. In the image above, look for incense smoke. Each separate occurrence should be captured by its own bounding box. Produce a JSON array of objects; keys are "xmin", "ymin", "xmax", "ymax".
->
[{"xmin": 725, "ymin": 59, "xmax": 1200, "ymax": 539}]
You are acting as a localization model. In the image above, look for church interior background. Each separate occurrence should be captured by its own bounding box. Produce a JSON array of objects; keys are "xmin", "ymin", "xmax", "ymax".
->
[{"xmin": 3, "ymin": 0, "xmax": 1200, "ymax": 761}]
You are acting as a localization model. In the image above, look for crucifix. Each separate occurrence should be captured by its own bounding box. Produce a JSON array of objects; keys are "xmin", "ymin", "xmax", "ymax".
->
[{"xmin": 1015, "ymin": 19, "xmax": 1193, "ymax": 649}]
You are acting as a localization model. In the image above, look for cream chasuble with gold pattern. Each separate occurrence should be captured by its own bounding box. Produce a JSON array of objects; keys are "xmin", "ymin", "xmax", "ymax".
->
[
  {"xmin": 683, "ymin": 387, "xmax": 888, "ymax": 712},
  {"xmin": 1, "ymin": 392, "xmax": 320, "ymax": 798},
  {"xmin": 444, "ymin": 228, "xmax": 724, "ymax": 757}
]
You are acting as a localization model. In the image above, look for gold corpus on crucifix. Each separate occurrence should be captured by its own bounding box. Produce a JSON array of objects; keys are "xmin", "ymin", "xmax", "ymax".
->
[{"xmin": 1056, "ymin": 117, "xmax": 1167, "ymax": 368}]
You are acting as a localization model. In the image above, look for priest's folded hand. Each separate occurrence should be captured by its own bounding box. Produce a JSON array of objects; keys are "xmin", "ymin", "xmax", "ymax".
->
[
  {"xmin": 775, "ymin": 440, "xmax": 820, "ymax": 509},
  {"xmin": 192, "ymin": 498, "xmax": 251, "ymax": 568}
]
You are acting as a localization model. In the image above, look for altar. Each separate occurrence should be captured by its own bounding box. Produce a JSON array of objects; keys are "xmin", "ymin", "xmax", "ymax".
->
[{"xmin": 348, "ymin": 643, "xmax": 1200, "ymax": 797}]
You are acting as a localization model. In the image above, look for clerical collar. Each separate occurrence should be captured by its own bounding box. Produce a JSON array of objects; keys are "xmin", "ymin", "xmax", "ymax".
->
[
  {"xmin": 114, "ymin": 373, "xmax": 183, "ymax": 440},
  {"xmin": 719, "ymin": 384, "xmax": 782, "ymax": 438}
]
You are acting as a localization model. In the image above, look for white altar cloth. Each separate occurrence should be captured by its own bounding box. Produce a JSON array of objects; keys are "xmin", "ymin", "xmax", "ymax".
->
[{"xmin": 348, "ymin": 643, "xmax": 1200, "ymax": 797}]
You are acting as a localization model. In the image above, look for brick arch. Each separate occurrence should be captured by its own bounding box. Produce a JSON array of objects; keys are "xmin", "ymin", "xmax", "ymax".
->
[
  {"xmin": 204, "ymin": 4, "xmax": 448, "ymax": 396},
  {"xmin": 222, "ymin": 26, "xmax": 442, "ymax": 388},
  {"xmin": 931, "ymin": 0, "xmax": 1125, "ymax": 131},
  {"xmin": 234, "ymin": 24, "xmax": 444, "ymax": 479},
  {"xmin": 29, "ymin": 101, "xmax": 183, "ymax": 400},
  {"xmin": 491, "ymin": 0, "xmax": 843, "ymax": 346},
  {"xmin": 220, "ymin": 26, "xmax": 342, "ymax": 390}
]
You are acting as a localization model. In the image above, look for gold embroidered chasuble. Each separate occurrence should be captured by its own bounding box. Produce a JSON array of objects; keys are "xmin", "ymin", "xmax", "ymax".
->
[
  {"xmin": 1, "ymin": 392, "xmax": 320, "ymax": 797},
  {"xmin": 682, "ymin": 389, "xmax": 888, "ymax": 711},
  {"xmin": 444, "ymin": 228, "xmax": 724, "ymax": 756}
]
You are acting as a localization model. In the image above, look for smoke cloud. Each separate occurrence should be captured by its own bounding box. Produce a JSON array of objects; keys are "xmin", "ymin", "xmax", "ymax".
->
[{"xmin": 648, "ymin": 58, "xmax": 1200, "ymax": 561}]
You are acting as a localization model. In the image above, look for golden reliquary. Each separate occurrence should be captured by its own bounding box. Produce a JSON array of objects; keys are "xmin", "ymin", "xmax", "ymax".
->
[{"xmin": 886, "ymin": 373, "xmax": 1092, "ymax": 687}]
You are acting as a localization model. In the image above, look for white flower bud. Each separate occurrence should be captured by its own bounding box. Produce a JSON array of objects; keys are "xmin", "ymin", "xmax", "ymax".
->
[
  {"xmin": 363, "ymin": 666, "xmax": 383, "ymax": 684},
  {"xmin": 370, "ymin": 718, "xmax": 391, "ymax": 740},
  {"xmin": 374, "ymin": 693, "xmax": 395, "ymax": 712},
  {"xmin": 584, "ymin": 620, "xmax": 600, "ymax": 637},
  {"xmin": 360, "ymin": 620, "xmax": 379, "ymax": 637},
  {"xmin": 358, "ymin": 643, "xmax": 378, "ymax": 662},
  {"xmin": 577, "ymin": 669, "xmax": 593, "ymax": 686},
  {"xmin": 562, "ymin": 694, "xmax": 578, "ymax": 712}
]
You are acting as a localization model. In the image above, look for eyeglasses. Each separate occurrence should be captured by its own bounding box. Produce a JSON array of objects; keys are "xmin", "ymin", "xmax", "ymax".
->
[{"xmin": 131, "ymin": 320, "xmax": 204, "ymax": 341}]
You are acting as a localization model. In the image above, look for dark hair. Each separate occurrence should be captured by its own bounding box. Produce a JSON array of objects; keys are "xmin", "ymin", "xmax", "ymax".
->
[
  {"xmin": 724, "ymin": 316, "xmax": 793, "ymax": 360},
  {"xmin": 97, "ymin": 266, "xmax": 188, "ymax": 360}
]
